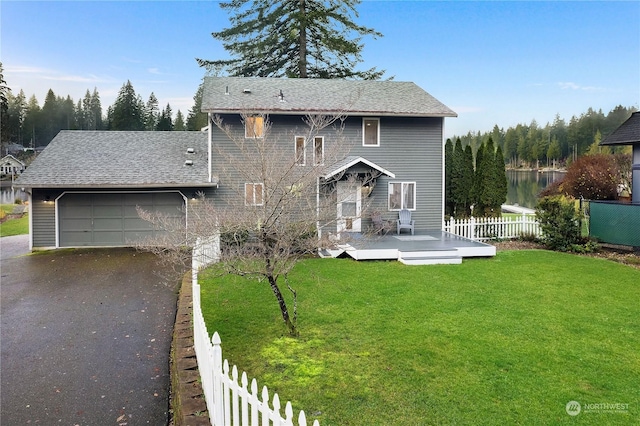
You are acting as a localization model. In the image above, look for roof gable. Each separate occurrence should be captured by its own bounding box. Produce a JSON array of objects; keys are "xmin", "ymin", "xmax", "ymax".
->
[
  {"xmin": 1, "ymin": 154, "xmax": 25, "ymax": 167},
  {"xmin": 202, "ymin": 77, "xmax": 457, "ymax": 118},
  {"xmin": 16, "ymin": 131, "xmax": 213, "ymax": 188},
  {"xmin": 601, "ymin": 111, "xmax": 640, "ymax": 146}
]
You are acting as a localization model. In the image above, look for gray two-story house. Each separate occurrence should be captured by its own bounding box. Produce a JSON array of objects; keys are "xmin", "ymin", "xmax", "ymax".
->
[
  {"xmin": 202, "ymin": 77, "xmax": 456, "ymax": 234},
  {"xmin": 16, "ymin": 77, "xmax": 494, "ymax": 262}
]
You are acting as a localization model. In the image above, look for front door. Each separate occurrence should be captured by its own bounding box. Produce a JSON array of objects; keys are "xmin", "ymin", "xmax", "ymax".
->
[{"xmin": 337, "ymin": 181, "xmax": 362, "ymax": 233}]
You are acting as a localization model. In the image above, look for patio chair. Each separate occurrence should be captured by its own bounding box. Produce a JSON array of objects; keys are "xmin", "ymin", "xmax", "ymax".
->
[
  {"xmin": 371, "ymin": 213, "xmax": 392, "ymax": 235},
  {"xmin": 396, "ymin": 209, "xmax": 415, "ymax": 235}
]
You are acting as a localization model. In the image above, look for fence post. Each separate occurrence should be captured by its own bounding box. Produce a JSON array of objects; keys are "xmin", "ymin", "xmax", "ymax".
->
[
  {"xmin": 212, "ymin": 332, "xmax": 224, "ymax": 425},
  {"xmin": 470, "ymin": 216, "xmax": 475, "ymax": 240}
]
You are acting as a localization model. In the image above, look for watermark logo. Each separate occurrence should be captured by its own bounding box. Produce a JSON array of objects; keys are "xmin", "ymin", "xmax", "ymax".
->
[
  {"xmin": 566, "ymin": 400, "xmax": 630, "ymax": 416},
  {"xmin": 566, "ymin": 401, "xmax": 581, "ymax": 416}
]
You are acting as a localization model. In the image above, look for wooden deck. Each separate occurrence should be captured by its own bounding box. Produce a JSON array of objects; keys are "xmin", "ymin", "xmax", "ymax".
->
[{"xmin": 321, "ymin": 230, "xmax": 496, "ymax": 265}]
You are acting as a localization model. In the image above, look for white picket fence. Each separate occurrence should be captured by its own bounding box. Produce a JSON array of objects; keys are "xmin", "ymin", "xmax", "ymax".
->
[
  {"xmin": 443, "ymin": 213, "xmax": 541, "ymax": 241},
  {"xmin": 191, "ymin": 239, "xmax": 320, "ymax": 426}
]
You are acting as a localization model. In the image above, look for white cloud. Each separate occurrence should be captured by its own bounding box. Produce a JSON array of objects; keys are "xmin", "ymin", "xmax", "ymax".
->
[
  {"xmin": 148, "ymin": 68, "xmax": 161, "ymax": 75},
  {"xmin": 558, "ymin": 82, "xmax": 605, "ymax": 92}
]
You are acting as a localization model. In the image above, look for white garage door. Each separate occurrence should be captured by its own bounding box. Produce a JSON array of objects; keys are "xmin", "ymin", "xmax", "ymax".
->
[{"xmin": 58, "ymin": 192, "xmax": 185, "ymax": 247}]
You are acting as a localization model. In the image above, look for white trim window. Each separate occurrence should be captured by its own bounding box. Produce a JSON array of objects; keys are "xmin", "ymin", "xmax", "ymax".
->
[
  {"xmin": 295, "ymin": 136, "xmax": 306, "ymax": 165},
  {"xmin": 244, "ymin": 116, "xmax": 264, "ymax": 138},
  {"xmin": 388, "ymin": 182, "xmax": 416, "ymax": 210},
  {"xmin": 362, "ymin": 118, "xmax": 380, "ymax": 146},
  {"xmin": 245, "ymin": 183, "xmax": 264, "ymax": 206},
  {"xmin": 314, "ymin": 136, "xmax": 324, "ymax": 165}
]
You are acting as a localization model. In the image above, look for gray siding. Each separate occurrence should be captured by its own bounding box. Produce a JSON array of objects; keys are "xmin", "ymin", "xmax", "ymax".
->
[
  {"xmin": 209, "ymin": 114, "xmax": 444, "ymax": 230},
  {"xmin": 31, "ymin": 189, "xmax": 60, "ymax": 248}
]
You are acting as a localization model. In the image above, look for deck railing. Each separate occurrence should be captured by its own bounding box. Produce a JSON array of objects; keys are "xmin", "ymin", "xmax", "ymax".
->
[
  {"xmin": 443, "ymin": 213, "xmax": 541, "ymax": 241},
  {"xmin": 191, "ymin": 239, "xmax": 319, "ymax": 426}
]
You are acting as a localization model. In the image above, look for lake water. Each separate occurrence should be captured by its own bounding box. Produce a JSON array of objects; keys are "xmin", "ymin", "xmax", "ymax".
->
[
  {"xmin": 506, "ymin": 170, "xmax": 565, "ymax": 209},
  {"xmin": 0, "ymin": 186, "xmax": 28, "ymax": 204}
]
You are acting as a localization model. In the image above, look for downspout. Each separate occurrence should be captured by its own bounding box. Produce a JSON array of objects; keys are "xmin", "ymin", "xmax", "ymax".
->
[
  {"xmin": 207, "ymin": 113, "xmax": 212, "ymax": 183},
  {"xmin": 316, "ymin": 177, "xmax": 321, "ymax": 241},
  {"xmin": 441, "ymin": 118, "xmax": 446, "ymax": 230}
]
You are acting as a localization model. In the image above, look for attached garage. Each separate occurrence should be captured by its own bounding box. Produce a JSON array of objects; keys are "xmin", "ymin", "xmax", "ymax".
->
[
  {"xmin": 58, "ymin": 192, "xmax": 185, "ymax": 247},
  {"xmin": 15, "ymin": 131, "xmax": 217, "ymax": 250}
]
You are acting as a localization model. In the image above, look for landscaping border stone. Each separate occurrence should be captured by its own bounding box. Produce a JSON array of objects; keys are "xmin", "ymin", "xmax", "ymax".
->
[{"xmin": 170, "ymin": 273, "xmax": 210, "ymax": 426}]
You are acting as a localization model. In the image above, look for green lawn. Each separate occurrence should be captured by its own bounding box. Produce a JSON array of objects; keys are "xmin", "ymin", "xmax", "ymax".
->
[
  {"xmin": 199, "ymin": 251, "xmax": 639, "ymax": 425},
  {"xmin": 0, "ymin": 204, "xmax": 29, "ymax": 237}
]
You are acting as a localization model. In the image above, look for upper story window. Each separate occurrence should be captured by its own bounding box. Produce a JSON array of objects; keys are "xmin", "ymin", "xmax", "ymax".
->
[
  {"xmin": 314, "ymin": 136, "xmax": 324, "ymax": 165},
  {"xmin": 245, "ymin": 182, "xmax": 264, "ymax": 206},
  {"xmin": 295, "ymin": 136, "xmax": 306, "ymax": 166},
  {"xmin": 388, "ymin": 182, "xmax": 415, "ymax": 211},
  {"xmin": 363, "ymin": 118, "xmax": 380, "ymax": 146},
  {"xmin": 245, "ymin": 116, "xmax": 264, "ymax": 138}
]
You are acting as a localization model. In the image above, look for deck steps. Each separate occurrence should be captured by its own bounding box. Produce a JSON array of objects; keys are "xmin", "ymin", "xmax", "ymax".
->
[{"xmin": 398, "ymin": 250, "xmax": 462, "ymax": 265}]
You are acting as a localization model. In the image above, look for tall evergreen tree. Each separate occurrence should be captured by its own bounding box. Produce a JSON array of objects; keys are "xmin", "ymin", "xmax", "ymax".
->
[
  {"xmin": 471, "ymin": 141, "xmax": 486, "ymax": 216},
  {"xmin": 90, "ymin": 88, "xmax": 103, "ymax": 130},
  {"xmin": 23, "ymin": 95, "xmax": 42, "ymax": 147},
  {"xmin": 462, "ymin": 144, "xmax": 475, "ymax": 217},
  {"xmin": 199, "ymin": 0, "xmax": 384, "ymax": 79},
  {"xmin": 493, "ymin": 145, "xmax": 508, "ymax": 213},
  {"xmin": 0, "ymin": 62, "xmax": 10, "ymax": 145},
  {"xmin": 174, "ymin": 110, "xmax": 186, "ymax": 131},
  {"xmin": 145, "ymin": 93, "xmax": 159, "ymax": 131},
  {"xmin": 156, "ymin": 103, "xmax": 173, "ymax": 131},
  {"xmin": 444, "ymin": 138, "xmax": 454, "ymax": 217},
  {"xmin": 109, "ymin": 81, "xmax": 144, "ymax": 130},
  {"xmin": 186, "ymin": 82, "xmax": 208, "ymax": 131},
  {"xmin": 451, "ymin": 138, "xmax": 474, "ymax": 218},
  {"xmin": 6, "ymin": 90, "xmax": 27, "ymax": 146}
]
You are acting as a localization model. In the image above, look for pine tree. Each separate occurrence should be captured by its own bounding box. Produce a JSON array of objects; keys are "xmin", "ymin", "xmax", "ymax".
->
[
  {"xmin": 0, "ymin": 62, "xmax": 10, "ymax": 145},
  {"xmin": 479, "ymin": 138, "xmax": 497, "ymax": 216},
  {"xmin": 90, "ymin": 88, "xmax": 103, "ymax": 130},
  {"xmin": 198, "ymin": 0, "xmax": 384, "ymax": 79},
  {"xmin": 444, "ymin": 138, "xmax": 454, "ymax": 217},
  {"xmin": 109, "ymin": 81, "xmax": 144, "ymax": 130},
  {"xmin": 471, "ymin": 141, "xmax": 486, "ymax": 216},
  {"xmin": 186, "ymin": 82, "xmax": 208, "ymax": 131},
  {"xmin": 145, "ymin": 93, "xmax": 159, "ymax": 131},
  {"xmin": 156, "ymin": 103, "xmax": 173, "ymax": 131},
  {"xmin": 450, "ymin": 138, "xmax": 463, "ymax": 217},
  {"xmin": 174, "ymin": 110, "xmax": 186, "ymax": 131},
  {"xmin": 494, "ymin": 145, "xmax": 508, "ymax": 213},
  {"xmin": 462, "ymin": 144, "xmax": 475, "ymax": 217}
]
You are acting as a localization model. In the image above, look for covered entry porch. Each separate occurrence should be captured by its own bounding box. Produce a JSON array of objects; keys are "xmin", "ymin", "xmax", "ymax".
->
[{"xmin": 321, "ymin": 229, "xmax": 496, "ymax": 265}]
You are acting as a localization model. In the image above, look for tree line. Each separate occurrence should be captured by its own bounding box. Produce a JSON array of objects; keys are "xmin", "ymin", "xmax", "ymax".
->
[
  {"xmin": 1, "ymin": 73, "xmax": 209, "ymax": 150},
  {"xmin": 451, "ymin": 105, "xmax": 636, "ymax": 169}
]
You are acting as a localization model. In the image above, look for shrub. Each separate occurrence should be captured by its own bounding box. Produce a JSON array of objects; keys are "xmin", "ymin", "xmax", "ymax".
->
[
  {"xmin": 562, "ymin": 154, "xmax": 618, "ymax": 200},
  {"xmin": 536, "ymin": 195, "xmax": 583, "ymax": 251}
]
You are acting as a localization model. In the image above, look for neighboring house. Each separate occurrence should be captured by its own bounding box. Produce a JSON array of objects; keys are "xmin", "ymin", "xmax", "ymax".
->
[
  {"xmin": 600, "ymin": 111, "xmax": 640, "ymax": 203},
  {"xmin": 1, "ymin": 154, "xmax": 26, "ymax": 176},
  {"xmin": 17, "ymin": 77, "xmax": 470, "ymax": 256}
]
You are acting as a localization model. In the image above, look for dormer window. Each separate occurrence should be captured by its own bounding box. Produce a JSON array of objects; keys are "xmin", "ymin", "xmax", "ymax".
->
[
  {"xmin": 245, "ymin": 116, "xmax": 264, "ymax": 138},
  {"xmin": 363, "ymin": 118, "xmax": 380, "ymax": 146}
]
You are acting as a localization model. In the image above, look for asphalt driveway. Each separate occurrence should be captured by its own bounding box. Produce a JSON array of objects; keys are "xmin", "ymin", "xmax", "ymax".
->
[{"xmin": 0, "ymin": 237, "xmax": 179, "ymax": 425}]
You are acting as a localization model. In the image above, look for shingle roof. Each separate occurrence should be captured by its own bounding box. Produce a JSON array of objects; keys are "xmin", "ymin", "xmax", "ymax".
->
[
  {"xmin": 601, "ymin": 111, "xmax": 640, "ymax": 146},
  {"xmin": 16, "ymin": 131, "xmax": 214, "ymax": 189},
  {"xmin": 202, "ymin": 77, "xmax": 457, "ymax": 118}
]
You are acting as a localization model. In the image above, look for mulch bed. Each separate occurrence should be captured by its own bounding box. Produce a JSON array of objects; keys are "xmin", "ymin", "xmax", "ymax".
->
[{"xmin": 491, "ymin": 240, "xmax": 640, "ymax": 269}]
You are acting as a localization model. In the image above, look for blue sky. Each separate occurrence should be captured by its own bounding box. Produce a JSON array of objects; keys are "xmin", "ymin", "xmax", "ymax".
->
[{"xmin": 2, "ymin": 1, "xmax": 639, "ymax": 138}]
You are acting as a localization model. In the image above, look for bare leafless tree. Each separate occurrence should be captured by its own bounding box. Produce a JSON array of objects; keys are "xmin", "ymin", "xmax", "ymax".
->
[{"xmin": 138, "ymin": 112, "xmax": 380, "ymax": 336}]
